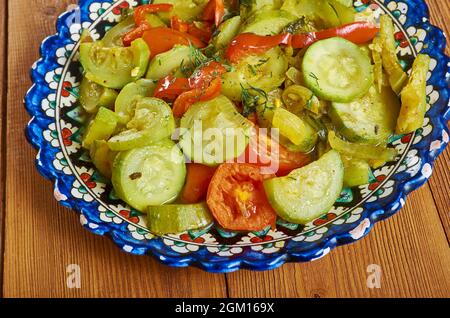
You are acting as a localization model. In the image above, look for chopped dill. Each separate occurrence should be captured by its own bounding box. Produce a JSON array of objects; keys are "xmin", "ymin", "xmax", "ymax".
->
[{"xmin": 241, "ymin": 84, "xmax": 268, "ymax": 117}]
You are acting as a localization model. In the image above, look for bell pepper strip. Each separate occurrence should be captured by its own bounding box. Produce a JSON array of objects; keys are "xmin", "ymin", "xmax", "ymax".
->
[
  {"xmin": 171, "ymin": 16, "xmax": 213, "ymax": 43},
  {"xmin": 122, "ymin": 4, "xmax": 173, "ymax": 46},
  {"xmin": 170, "ymin": 15, "xmax": 190, "ymax": 33},
  {"xmin": 189, "ymin": 61, "xmax": 227, "ymax": 89},
  {"xmin": 142, "ymin": 27, "xmax": 206, "ymax": 58},
  {"xmin": 134, "ymin": 4, "xmax": 173, "ymax": 26},
  {"xmin": 172, "ymin": 78, "xmax": 222, "ymax": 117},
  {"xmin": 226, "ymin": 33, "xmax": 292, "ymax": 64},
  {"xmin": 226, "ymin": 22, "xmax": 379, "ymax": 63},
  {"xmin": 203, "ymin": 0, "xmax": 225, "ymax": 27},
  {"xmin": 153, "ymin": 76, "xmax": 191, "ymax": 100},
  {"xmin": 153, "ymin": 60, "xmax": 226, "ymax": 102},
  {"xmin": 181, "ymin": 164, "xmax": 217, "ymax": 203},
  {"xmin": 123, "ymin": 23, "xmax": 152, "ymax": 47},
  {"xmin": 291, "ymin": 22, "xmax": 379, "ymax": 49},
  {"xmin": 396, "ymin": 54, "xmax": 430, "ymax": 134}
]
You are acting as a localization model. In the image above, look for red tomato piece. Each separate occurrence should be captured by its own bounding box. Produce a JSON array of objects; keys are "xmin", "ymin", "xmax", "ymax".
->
[
  {"xmin": 181, "ymin": 164, "xmax": 217, "ymax": 203},
  {"xmin": 206, "ymin": 163, "xmax": 277, "ymax": 232}
]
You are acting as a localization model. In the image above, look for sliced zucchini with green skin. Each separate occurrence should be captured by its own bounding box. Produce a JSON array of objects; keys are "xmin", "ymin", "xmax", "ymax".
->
[
  {"xmin": 240, "ymin": 0, "xmax": 283, "ymax": 19},
  {"xmin": 146, "ymin": 45, "xmax": 200, "ymax": 80},
  {"xmin": 328, "ymin": 131, "xmax": 397, "ymax": 162},
  {"xmin": 108, "ymin": 97, "xmax": 175, "ymax": 151},
  {"xmin": 102, "ymin": 15, "xmax": 135, "ymax": 47},
  {"xmin": 329, "ymin": 85, "xmax": 400, "ymax": 145},
  {"xmin": 179, "ymin": 95, "xmax": 253, "ymax": 166},
  {"xmin": 79, "ymin": 77, "xmax": 118, "ymax": 114},
  {"xmin": 80, "ymin": 38, "xmax": 150, "ymax": 89},
  {"xmin": 302, "ymin": 37, "xmax": 374, "ymax": 103},
  {"xmin": 222, "ymin": 47, "xmax": 288, "ymax": 101},
  {"xmin": 240, "ymin": 9, "xmax": 297, "ymax": 35},
  {"xmin": 147, "ymin": 202, "xmax": 213, "ymax": 235},
  {"xmin": 281, "ymin": 0, "xmax": 341, "ymax": 28},
  {"xmin": 152, "ymin": 0, "xmax": 209, "ymax": 22},
  {"xmin": 90, "ymin": 140, "xmax": 117, "ymax": 178},
  {"xmin": 83, "ymin": 107, "xmax": 119, "ymax": 149},
  {"xmin": 342, "ymin": 155, "xmax": 371, "ymax": 187},
  {"xmin": 112, "ymin": 140, "xmax": 186, "ymax": 211},
  {"xmin": 212, "ymin": 16, "xmax": 242, "ymax": 51},
  {"xmin": 263, "ymin": 150, "xmax": 344, "ymax": 224},
  {"xmin": 115, "ymin": 79, "xmax": 157, "ymax": 123},
  {"xmin": 272, "ymin": 108, "xmax": 317, "ymax": 153}
]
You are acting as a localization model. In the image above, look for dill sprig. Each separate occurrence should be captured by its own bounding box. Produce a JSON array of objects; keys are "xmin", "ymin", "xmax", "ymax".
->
[{"xmin": 241, "ymin": 84, "xmax": 268, "ymax": 117}]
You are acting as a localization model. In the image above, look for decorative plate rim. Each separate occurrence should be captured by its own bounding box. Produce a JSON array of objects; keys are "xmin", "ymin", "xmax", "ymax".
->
[{"xmin": 24, "ymin": 0, "xmax": 450, "ymax": 273}]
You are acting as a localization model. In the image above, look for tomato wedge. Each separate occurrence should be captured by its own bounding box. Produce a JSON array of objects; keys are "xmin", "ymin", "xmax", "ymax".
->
[
  {"xmin": 189, "ymin": 61, "xmax": 227, "ymax": 89},
  {"xmin": 181, "ymin": 164, "xmax": 217, "ymax": 203},
  {"xmin": 237, "ymin": 129, "xmax": 312, "ymax": 176},
  {"xmin": 142, "ymin": 27, "xmax": 206, "ymax": 58},
  {"xmin": 225, "ymin": 22, "xmax": 379, "ymax": 63},
  {"xmin": 206, "ymin": 163, "xmax": 277, "ymax": 231},
  {"xmin": 203, "ymin": 0, "xmax": 225, "ymax": 27},
  {"xmin": 172, "ymin": 77, "xmax": 222, "ymax": 117},
  {"xmin": 226, "ymin": 33, "xmax": 291, "ymax": 64},
  {"xmin": 153, "ymin": 76, "xmax": 191, "ymax": 100}
]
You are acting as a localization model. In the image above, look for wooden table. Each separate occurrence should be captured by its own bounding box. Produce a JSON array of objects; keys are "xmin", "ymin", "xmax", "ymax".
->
[{"xmin": 0, "ymin": 0, "xmax": 448, "ymax": 298}]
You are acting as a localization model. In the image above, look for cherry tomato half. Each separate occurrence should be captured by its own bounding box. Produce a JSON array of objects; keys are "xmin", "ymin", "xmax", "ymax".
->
[{"xmin": 181, "ymin": 164, "xmax": 217, "ymax": 203}]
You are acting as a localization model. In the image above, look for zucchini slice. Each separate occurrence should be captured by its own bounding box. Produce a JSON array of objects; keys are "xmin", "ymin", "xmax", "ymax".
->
[
  {"xmin": 179, "ymin": 95, "xmax": 253, "ymax": 166},
  {"xmin": 112, "ymin": 139, "xmax": 186, "ymax": 211},
  {"xmin": 302, "ymin": 37, "xmax": 374, "ymax": 102},
  {"xmin": 263, "ymin": 150, "xmax": 344, "ymax": 224},
  {"xmin": 82, "ymin": 107, "xmax": 119, "ymax": 149},
  {"xmin": 147, "ymin": 203, "xmax": 213, "ymax": 235},
  {"xmin": 329, "ymin": 85, "xmax": 400, "ymax": 145}
]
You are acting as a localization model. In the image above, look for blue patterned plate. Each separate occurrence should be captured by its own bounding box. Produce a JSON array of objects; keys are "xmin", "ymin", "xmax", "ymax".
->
[{"xmin": 25, "ymin": 0, "xmax": 449, "ymax": 272}]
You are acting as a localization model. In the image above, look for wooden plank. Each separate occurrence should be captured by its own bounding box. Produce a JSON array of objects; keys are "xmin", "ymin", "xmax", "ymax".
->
[
  {"xmin": 2, "ymin": 0, "xmax": 227, "ymax": 298},
  {"xmin": 226, "ymin": 186, "xmax": 450, "ymax": 297},
  {"xmin": 427, "ymin": 1, "xmax": 450, "ymax": 243},
  {"xmin": 0, "ymin": 0, "xmax": 7, "ymax": 297}
]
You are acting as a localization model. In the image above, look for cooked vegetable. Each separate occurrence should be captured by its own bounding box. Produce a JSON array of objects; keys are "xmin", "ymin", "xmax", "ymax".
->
[
  {"xmin": 207, "ymin": 163, "xmax": 277, "ymax": 231},
  {"xmin": 147, "ymin": 202, "xmax": 213, "ymax": 235},
  {"xmin": 370, "ymin": 36, "xmax": 384, "ymax": 92},
  {"xmin": 222, "ymin": 47, "xmax": 288, "ymax": 101},
  {"xmin": 272, "ymin": 108, "xmax": 317, "ymax": 153},
  {"xmin": 142, "ymin": 27, "xmax": 206, "ymax": 59},
  {"xmin": 90, "ymin": 140, "xmax": 117, "ymax": 178},
  {"xmin": 240, "ymin": 0, "xmax": 283, "ymax": 19},
  {"xmin": 263, "ymin": 150, "xmax": 344, "ymax": 224},
  {"xmin": 147, "ymin": 45, "xmax": 198, "ymax": 80},
  {"xmin": 342, "ymin": 155, "xmax": 371, "ymax": 187},
  {"xmin": 108, "ymin": 97, "xmax": 175, "ymax": 151},
  {"xmin": 240, "ymin": 9, "xmax": 297, "ymax": 36},
  {"xmin": 212, "ymin": 15, "xmax": 242, "ymax": 51},
  {"xmin": 181, "ymin": 164, "xmax": 217, "ymax": 203},
  {"xmin": 79, "ymin": 77, "xmax": 118, "ymax": 114},
  {"xmin": 203, "ymin": 0, "xmax": 225, "ymax": 27},
  {"xmin": 379, "ymin": 15, "xmax": 408, "ymax": 94},
  {"xmin": 302, "ymin": 37, "xmax": 374, "ymax": 102},
  {"xmin": 82, "ymin": 107, "xmax": 119, "ymax": 149},
  {"xmin": 329, "ymin": 84, "xmax": 400, "ymax": 145},
  {"xmin": 152, "ymin": 0, "xmax": 210, "ymax": 22},
  {"xmin": 179, "ymin": 95, "xmax": 252, "ymax": 165},
  {"xmin": 282, "ymin": 84, "xmax": 322, "ymax": 115},
  {"xmin": 396, "ymin": 54, "xmax": 430, "ymax": 134},
  {"xmin": 112, "ymin": 139, "xmax": 186, "ymax": 211},
  {"xmin": 115, "ymin": 79, "xmax": 156, "ymax": 123},
  {"xmin": 328, "ymin": 131, "xmax": 397, "ymax": 163},
  {"xmin": 102, "ymin": 15, "xmax": 136, "ymax": 47},
  {"xmin": 238, "ymin": 130, "xmax": 312, "ymax": 176},
  {"xmin": 80, "ymin": 38, "xmax": 150, "ymax": 89}
]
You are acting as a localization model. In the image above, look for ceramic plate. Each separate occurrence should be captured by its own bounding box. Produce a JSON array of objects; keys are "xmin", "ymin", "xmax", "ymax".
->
[{"xmin": 25, "ymin": 0, "xmax": 449, "ymax": 272}]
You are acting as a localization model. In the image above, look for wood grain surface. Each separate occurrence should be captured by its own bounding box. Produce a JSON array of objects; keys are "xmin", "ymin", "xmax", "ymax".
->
[{"xmin": 0, "ymin": 0, "xmax": 448, "ymax": 298}]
